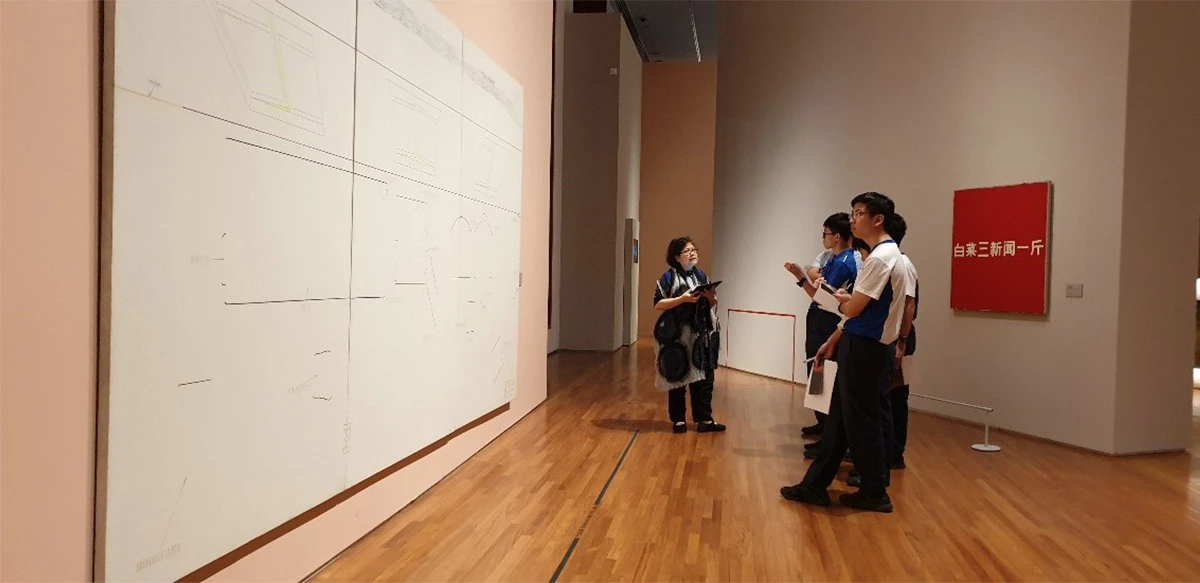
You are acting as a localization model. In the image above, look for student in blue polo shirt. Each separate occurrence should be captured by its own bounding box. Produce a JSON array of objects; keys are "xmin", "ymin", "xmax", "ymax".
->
[
  {"xmin": 784, "ymin": 212, "xmax": 856, "ymax": 442},
  {"xmin": 780, "ymin": 192, "xmax": 912, "ymax": 513}
]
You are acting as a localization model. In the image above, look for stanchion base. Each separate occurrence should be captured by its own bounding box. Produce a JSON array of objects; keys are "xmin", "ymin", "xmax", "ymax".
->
[{"xmin": 972, "ymin": 443, "xmax": 1001, "ymax": 452}]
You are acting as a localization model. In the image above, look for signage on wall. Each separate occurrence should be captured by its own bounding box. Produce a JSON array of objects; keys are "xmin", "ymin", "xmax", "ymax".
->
[{"xmin": 950, "ymin": 181, "xmax": 1053, "ymax": 315}]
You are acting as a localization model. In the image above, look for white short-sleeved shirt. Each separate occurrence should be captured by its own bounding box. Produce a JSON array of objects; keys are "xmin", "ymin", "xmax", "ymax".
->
[
  {"xmin": 811, "ymin": 250, "xmax": 833, "ymax": 269},
  {"xmin": 842, "ymin": 240, "xmax": 912, "ymax": 345},
  {"xmin": 813, "ymin": 248, "xmax": 863, "ymax": 272},
  {"xmin": 900, "ymin": 254, "xmax": 918, "ymax": 298}
]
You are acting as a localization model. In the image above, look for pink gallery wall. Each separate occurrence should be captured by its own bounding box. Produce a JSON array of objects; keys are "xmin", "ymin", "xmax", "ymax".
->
[
  {"xmin": 1, "ymin": 1, "xmax": 102, "ymax": 581},
  {"xmin": 0, "ymin": 0, "xmax": 551, "ymax": 581}
]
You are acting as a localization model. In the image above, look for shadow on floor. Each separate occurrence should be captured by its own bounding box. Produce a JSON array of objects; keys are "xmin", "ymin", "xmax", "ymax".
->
[{"xmin": 591, "ymin": 418, "xmax": 676, "ymax": 433}]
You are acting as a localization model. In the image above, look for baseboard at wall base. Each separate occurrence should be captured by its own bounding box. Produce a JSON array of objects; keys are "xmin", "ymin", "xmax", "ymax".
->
[
  {"xmin": 908, "ymin": 407, "xmax": 1188, "ymax": 458},
  {"xmin": 299, "ymin": 396, "xmax": 553, "ymax": 583},
  {"xmin": 180, "ymin": 403, "xmax": 511, "ymax": 582},
  {"xmin": 1108, "ymin": 445, "xmax": 1192, "ymax": 456},
  {"xmin": 716, "ymin": 365, "xmax": 802, "ymax": 387}
]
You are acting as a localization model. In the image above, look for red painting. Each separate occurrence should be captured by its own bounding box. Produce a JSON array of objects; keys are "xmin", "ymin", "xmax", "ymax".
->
[{"xmin": 950, "ymin": 182, "xmax": 1052, "ymax": 314}]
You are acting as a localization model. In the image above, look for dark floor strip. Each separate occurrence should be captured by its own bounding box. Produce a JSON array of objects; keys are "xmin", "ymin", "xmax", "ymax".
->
[{"xmin": 549, "ymin": 429, "xmax": 640, "ymax": 583}]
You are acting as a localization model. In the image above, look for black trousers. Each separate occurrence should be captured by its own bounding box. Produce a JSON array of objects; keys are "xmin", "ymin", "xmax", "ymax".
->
[
  {"xmin": 804, "ymin": 309, "xmax": 842, "ymax": 426},
  {"xmin": 801, "ymin": 333, "xmax": 891, "ymax": 497},
  {"xmin": 892, "ymin": 328, "xmax": 916, "ymax": 460},
  {"xmin": 891, "ymin": 384, "xmax": 909, "ymax": 461},
  {"xmin": 890, "ymin": 328, "xmax": 915, "ymax": 462},
  {"xmin": 880, "ymin": 345, "xmax": 897, "ymax": 470},
  {"xmin": 669, "ymin": 368, "xmax": 714, "ymax": 423}
]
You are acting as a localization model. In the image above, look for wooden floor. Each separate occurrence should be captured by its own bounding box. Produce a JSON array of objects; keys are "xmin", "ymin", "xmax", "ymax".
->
[{"xmin": 315, "ymin": 345, "xmax": 1200, "ymax": 582}]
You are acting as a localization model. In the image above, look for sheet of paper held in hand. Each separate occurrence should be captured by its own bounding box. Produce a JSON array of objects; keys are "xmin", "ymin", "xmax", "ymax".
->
[
  {"xmin": 805, "ymin": 359, "xmax": 837, "ymax": 415},
  {"xmin": 804, "ymin": 271, "xmax": 843, "ymax": 315},
  {"xmin": 812, "ymin": 286, "xmax": 842, "ymax": 315}
]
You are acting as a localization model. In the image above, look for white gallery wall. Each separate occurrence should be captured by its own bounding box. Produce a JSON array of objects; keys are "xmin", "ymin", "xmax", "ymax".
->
[
  {"xmin": 1113, "ymin": 0, "xmax": 1200, "ymax": 453},
  {"xmin": 558, "ymin": 12, "xmax": 642, "ymax": 351},
  {"xmin": 713, "ymin": 0, "xmax": 1198, "ymax": 454}
]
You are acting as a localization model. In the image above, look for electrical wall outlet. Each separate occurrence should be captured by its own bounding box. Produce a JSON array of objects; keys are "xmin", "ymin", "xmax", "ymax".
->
[{"xmin": 1066, "ymin": 283, "xmax": 1084, "ymax": 298}]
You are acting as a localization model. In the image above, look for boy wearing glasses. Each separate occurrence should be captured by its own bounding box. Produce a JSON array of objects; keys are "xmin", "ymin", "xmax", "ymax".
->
[{"xmin": 784, "ymin": 213, "xmax": 857, "ymax": 445}]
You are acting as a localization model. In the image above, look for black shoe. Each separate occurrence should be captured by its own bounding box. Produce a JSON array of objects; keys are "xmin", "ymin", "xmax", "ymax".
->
[
  {"xmin": 839, "ymin": 491, "xmax": 893, "ymax": 513},
  {"xmin": 801, "ymin": 423, "xmax": 823, "ymax": 436},
  {"xmin": 804, "ymin": 441, "xmax": 821, "ymax": 451},
  {"xmin": 780, "ymin": 483, "xmax": 832, "ymax": 506},
  {"xmin": 697, "ymin": 420, "xmax": 726, "ymax": 433},
  {"xmin": 673, "ymin": 422, "xmax": 687, "ymax": 434},
  {"xmin": 892, "ymin": 457, "xmax": 906, "ymax": 470},
  {"xmin": 804, "ymin": 448, "xmax": 818, "ymax": 460}
]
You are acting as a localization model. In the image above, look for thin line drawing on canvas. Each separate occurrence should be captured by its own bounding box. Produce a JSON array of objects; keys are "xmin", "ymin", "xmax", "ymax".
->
[{"xmin": 208, "ymin": 0, "xmax": 327, "ymax": 135}]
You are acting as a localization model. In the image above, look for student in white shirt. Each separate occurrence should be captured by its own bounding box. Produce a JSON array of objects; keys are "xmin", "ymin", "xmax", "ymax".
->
[
  {"xmin": 849, "ymin": 213, "xmax": 918, "ymax": 487},
  {"xmin": 781, "ymin": 192, "xmax": 913, "ymax": 513},
  {"xmin": 887, "ymin": 214, "xmax": 918, "ymax": 469}
]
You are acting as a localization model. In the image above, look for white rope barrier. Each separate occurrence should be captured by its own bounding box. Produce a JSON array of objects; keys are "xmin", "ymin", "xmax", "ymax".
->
[{"xmin": 910, "ymin": 392, "xmax": 1001, "ymax": 452}]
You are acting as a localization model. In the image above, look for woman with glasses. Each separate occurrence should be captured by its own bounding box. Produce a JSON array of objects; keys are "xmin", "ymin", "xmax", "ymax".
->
[{"xmin": 652, "ymin": 236, "xmax": 726, "ymax": 434}]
